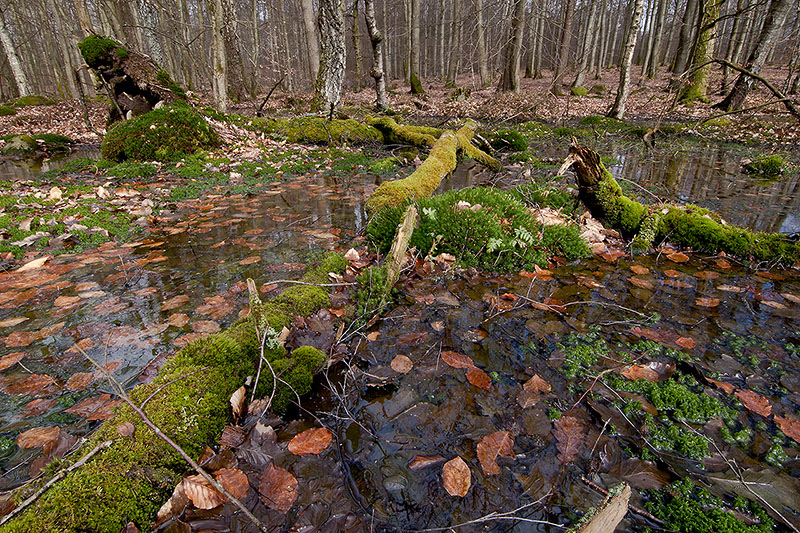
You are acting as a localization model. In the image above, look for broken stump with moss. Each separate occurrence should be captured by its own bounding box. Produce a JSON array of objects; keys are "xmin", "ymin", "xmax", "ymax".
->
[{"xmin": 78, "ymin": 35, "xmax": 186, "ymax": 124}]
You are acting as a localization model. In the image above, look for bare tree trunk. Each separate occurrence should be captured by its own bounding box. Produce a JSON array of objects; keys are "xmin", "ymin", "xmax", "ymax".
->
[
  {"xmin": 609, "ymin": 0, "xmax": 645, "ymax": 118},
  {"xmin": 669, "ymin": 0, "xmax": 698, "ymax": 90},
  {"xmin": 573, "ymin": 0, "xmax": 599, "ymax": 87},
  {"xmin": 647, "ymin": 0, "xmax": 668, "ymax": 76},
  {"xmin": 498, "ymin": 0, "xmax": 526, "ymax": 91},
  {"xmin": 314, "ymin": 0, "xmax": 346, "ymax": 112},
  {"xmin": 211, "ymin": 0, "xmax": 227, "ymax": 112},
  {"xmin": 301, "ymin": 0, "xmax": 321, "ymax": 80},
  {"xmin": 445, "ymin": 0, "xmax": 462, "ymax": 86},
  {"xmin": 534, "ymin": 2, "xmax": 544, "ymax": 77},
  {"xmin": 716, "ymin": 0, "xmax": 791, "ymax": 110},
  {"xmin": 409, "ymin": 0, "xmax": 423, "ymax": 91},
  {"xmin": 476, "ymin": 0, "xmax": 490, "ymax": 86},
  {"xmin": 0, "ymin": 6, "xmax": 32, "ymax": 96},
  {"xmin": 72, "ymin": 0, "xmax": 93, "ymax": 36},
  {"xmin": 364, "ymin": 0, "xmax": 388, "ymax": 109},
  {"xmin": 680, "ymin": 0, "xmax": 723, "ymax": 103},
  {"xmin": 137, "ymin": 0, "xmax": 165, "ymax": 67},
  {"xmin": 352, "ymin": 0, "xmax": 363, "ymax": 91},
  {"xmin": 551, "ymin": 0, "xmax": 576, "ymax": 93}
]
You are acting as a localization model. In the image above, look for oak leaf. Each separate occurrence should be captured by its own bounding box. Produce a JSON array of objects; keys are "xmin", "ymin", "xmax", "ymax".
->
[
  {"xmin": 553, "ymin": 416, "xmax": 586, "ymax": 463},
  {"xmin": 441, "ymin": 456, "xmax": 471, "ymax": 497},
  {"xmin": 476, "ymin": 431, "xmax": 514, "ymax": 475},
  {"xmin": 288, "ymin": 427, "xmax": 333, "ymax": 455}
]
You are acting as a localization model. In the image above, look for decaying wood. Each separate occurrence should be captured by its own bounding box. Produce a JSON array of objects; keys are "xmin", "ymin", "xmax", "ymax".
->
[
  {"xmin": 573, "ymin": 482, "xmax": 630, "ymax": 532},
  {"xmin": 382, "ymin": 205, "xmax": 418, "ymax": 304}
]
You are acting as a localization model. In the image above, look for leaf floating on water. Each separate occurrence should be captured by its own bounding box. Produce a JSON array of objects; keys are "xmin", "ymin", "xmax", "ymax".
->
[
  {"xmin": 440, "ymin": 350, "xmax": 475, "ymax": 369},
  {"xmin": 4, "ymin": 330, "xmax": 38, "ymax": 348},
  {"xmin": 735, "ymin": 389, "xmax": 772, "ymax": 417},
  {"xmin": 192, "ymin": 320, "xmax": 221, "ymax": 334},
  {"xmin": 167, "ymin": 313, "xmax": 190, "ymax": 328},
  {"xmin": 620, "ymin": 362, "xmax": 674, "ymax": 382},
  {"xmin": 476, "ymin": 431, "xmax": 514, "ymax": 475},
  {"xmin": 230, "ymin": 386, "xmax": 246, "ymax": 419},
  {"xmin": 628, "ymin": 277, "xmax": 654, "ymax": 290},
  {"xmin": 694, "ymin": 270, "xmax": 719, "ymax": 280},
  {"xmin": 288, "ymin": 427, "xmax": 333, "ymax": 455},
  {"xmin": 1, "ymin": 373, "xmax": 59, "ymax": 396},
  {"xmin": 781, "ymin": 293, "xmax": 800, "ymax": 304},
  {"xmin": 258, "ymin": 463, "xmax": 298, "ymax": 513},
  {"xmin": 715, "ymin": 258, "xmax": 731, "ymax": 269},
  {"xmin": 0, "ymin": 352, "xmax": 24, "ymax": 371},
  {"xmin": 675, "ymin": 336, "xmax": 696, "ymax": 349},
  {"xmin": 214, "ymin": 468, "xmax": 249, "ymax": 499},
  {"xmin": 17, "ymin": 426, "xmax": 60, "ymax": 449},
  {"xmin": 390, "ymin": 355, "xmax": 413, "ymax": 374},
  {"xmin": 630, "ymin": 265, "xmax": 649, "ymax": 275},
  {"xmin": 662, "ymin": 269, "xmax": 682, "ymax": 278},
  {"xmin": 65, "ymin": 393, "xmax": 119, "ymax": 420},
  {"xmin": 667, "ymin": 251, "xmax": 689, "ymax": 263},
  {"xmin": 239, "ymin": 256, "xmax": 261, "ymax": 265},
  {"xmin": 65, "ymin": 338, "xmax": 94, "ymax": 354},
  {"xmin": 408, "ymin": 455, "xmax": 446, "ymax": 471},
  {"xmin": 695, "ymin": 296, "xmax": 721, "ymax": 308},
  {"xmin": 628, "ymin": 326, "xmax": 676, "ymax": 345},
  {"xmin": 0, "ymin": 317, "xmax": 28, "ymax": 328},
  {"xmin": 441, "ymin": 456, "xmax": 471, "ymax": 497},
  {"xmin": 518, "ymin": 374, "xmax": 551, "ymax": 408},
  {"xmin": 64, "ymin": 372, "xmax": 94, "ymax": 391},
  {"xmin": 183, "ymin": 474, "xmax": 225, "ymax": 510},
  {"xmin": 707, "ymin": 377, "xmax": 735, "ymax": 394},
  {"xmin": 53, "ymin": 295, "xmax": 82, "ymax": 308},
  {"xmin": 553, "ymin": 416, "xmax": 586, "ymax": 464},
  {"xmin": 774, "ymin": 415, "xmax": 800, "ymax": 445},
  {"xmin": 15, "ymin": 256, "xmax": 50, "ymax": 273},
  {"xmin": 466, "ymin": 367, "xmax": 492, "ymax": 390},
  {"xmin": 161, "ymin": 294, "xmax": 190, "ymax": 312},
  {"xmin": 716, "ymin": 284, "xmax": 745, "ymax": 293}
]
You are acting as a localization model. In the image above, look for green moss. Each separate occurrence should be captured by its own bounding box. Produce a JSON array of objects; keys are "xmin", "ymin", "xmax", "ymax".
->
[
  {"xmin": 78, "ymin": 35, "xmax": 127, "ymax": 70},
  {"xmin": 355, "ymin": 265, "xmax": 389, "ymax": 316},
  {"xmin": 273, "ymin": 285, "xmax": 330, "ymax": 316},
  {"xmin": 589, "ymin": 84, "xmax": 607, "ymax": 95},
  {"xmin": 0, "ymin": 104, "xmax": 16, "ymax": 116},
  {"xmin": 368, "ymin": 157, "xmax": 401, "ymax": 173},
  {"xmin": 489, "ymin": 129, "xmax": 528, "ymax": 152},
  {"xmin": 291, "ymin": 346, "xmax": 327, "ymax": 374},
  {"xmin": 510, "ymin": 184, "xmax": 581, "ymax": 217},
  {"xmin": 101, "ymin": 103, "xmax": 219, "ymax": 162},
  {"xmin": 252, "ymin": 116, "xmax": 383, "ymax": 145},
  {"xmin": 743, "ymin": 154, "xmax": 788, "ymax": 177},
  {"xmin": 558, "ymin": 332, "xmax": 606, "ymax": 378},
  {"xmin": 364, "ymin": 116, "xmax": 440, "ymax": 147},
  {"xmin": 156, "ymin": 69, "xmax": 186, "ymax": 99},
  {"xmin": 0, "ymin": 135, "xmax": 36, "ymax": 155},
  {"xmin": 645, "ymin": 416, "xmax": 710, "ymax": 459},
  {"xmin": 765, "ymin": 443, "xmax": 788, "ymax": 467},
  {"xmin": 410, "ymin": 72, "xmax": 425, "ymax": 95},
  {"xmin": 570, "ymin": 86, "xmax": 589, "ymax": 96},
  {"xmin": 107, "ymin": 161, "xmax": 157, "ymax": 179},
  {"xmin": 541, "ymin": 224, "xmax": 591, "ymax": 260},
  {"xmin": 14, "ymin": 95, "xmax": 54, "ymax": 107}
]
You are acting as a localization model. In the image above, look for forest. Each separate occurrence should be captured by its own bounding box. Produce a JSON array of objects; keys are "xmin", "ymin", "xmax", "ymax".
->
[{"xmin": 0, "ymin": 0, "xmax": 799, "ymax": 531}]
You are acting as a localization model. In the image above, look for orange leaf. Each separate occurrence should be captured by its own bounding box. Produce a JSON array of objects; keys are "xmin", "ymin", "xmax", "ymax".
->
[
  {"xmin": 663, "ymin": 269, "xmax": 682, "ymax": 278},
  {"xmin": 476, "ymin": 431, "xmax": 514, "ymax": 475},
  {"xmin": 440, "ymin": 350, "xmax": 475, "ymax": 369},
  {"xmin": 441, "ymin": 456, "xmax": 471, "ymax": 497},
  {"xmin": 518, "ymin": 374, "xmax": 551, "ymax": 408},
  {"xmin": 735, "ymin": 389, "xmax": 772, "ymax": 417},
  {"xmin": 628, "ymin": 277, "xmax": 654, "ymax": 290},
  {"xmin": 258, "ymin": 463, "xmax": 298, "ymax": 513},
  {"xmin": 774, "ymin": 415, "xmax": 800, "ymax": 445},
  {"xmin": 675, "ymin": 337, "xmax": 696, "ymax": 349},
  {"xmin": 390, "ymin": 355, "xmax": 413, "ymax": 373},
  {"xmin": 621, "ymin": 362, "xmax": 674, "ymax": 382},
  {"xmin": 695, "ymin": 296, "xmax": 721, "ymax": 308},
  {"xmin": 214, "ymin": 468, "xmax": 249, "ymax": 499},
  {"xmin": 183, "ymin": 474, "xmax": 225, "ymax": 510},
  {"xmin": 117, "ymin": 422, "xmax": 135, "ymax": 438},
  {"xmin": 161, "ymin": 294, "xmax": 190, "ymax": 312},
  {"xmin": 17, "ymin": 426, "xmax": 60, "ymax": 449},
  {"xmin": 192, "ymin": 320, "xmax": 221, "ymax": 334},
  {"xmin": 707, "ymin": 378, "xmax": 735, "ymax": 394},
  {"xmin": 630, "ymin": 265, "xmax": 650, "ymax": 275},
  {"xmin": 64, "ymin": 372, "xmax": 94, "ymax": 391},
  {"xmin": 366, "ymin": 331, "xmax": 379, "ymax": 341},
  {"xmin": 667, "ymin": 251, "xmax": 689, "ymax": 263},
  {"xmin": 167, "ymin": 313, "xmax": 190, "ymax": 328},
  {"xmin": 694, "ymin": 271, "xmax": 719, "ymax": 280},
  {"xmin": 288, "ymin": 428, "xmax": 333, "ymax": 455},
  {"xmin": 466, "ymin": 367, "xmax": 491, "ymax": 390},
  {"xmin": 553, "ymin": 416, "xmax": 585, "ymax": 463},
  {"xmin": 239, "ymin": 256, "xmax": 261, "ymax": 265},
  {"xmin": 65, "ymin": 393, "xmax": 118, "ymax": 420},
  {"xmin": 0, "ymin": 352, "xmax": 24, "ymax": 370}
]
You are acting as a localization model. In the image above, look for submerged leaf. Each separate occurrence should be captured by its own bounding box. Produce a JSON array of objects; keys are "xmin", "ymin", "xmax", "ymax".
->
[
  {"xmin": 408, "ymin": 455, "xmax": 446, "ymax": 471},
  {"xmin": 17, "ymin": 426, "xmax": 60, "ymax": 449},
  {"xmin": 441, "ymin": 456, "xmax": 471, "ymax": 497},
  {"xmin": 466, "ymin": 367, "xmax": 492, "ymax": 390},
  {"xmin": 287, "ymin": 427, "xmax": 333, "ymax": 456},
  {"xmin": 440, "ymin": 350, "xmax": 475, "ymax": 369},
  {"xmin": 476, "ymin": 431, "xmax": 514, "ymax": 475},
  {"xmin": 390, "ymin": 355, "xmax": 413, "ymax": 373},
  {"xmin": 553, "ymin": 416, "xmax": 585, "ymax": 463},
  {"xmin": 735, "ymin": 389, "xmax": 772, "ymax": 417},
  {"xmin": 258, "ymin": 463, "xmax": 298, "ymax": 513}
]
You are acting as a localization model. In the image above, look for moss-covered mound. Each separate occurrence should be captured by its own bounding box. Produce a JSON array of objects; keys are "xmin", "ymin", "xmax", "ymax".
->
[
  {"xmin": 743, "ymin": 154, "xmax": 788, "ymax": 178},
  {"xmin": 367, "ymin": 187, "xmax": 589, "ymax": 271},
  {"xmin": 77, "ymin": 36, "xmax": 129, "ymax": 70},
  {"xmin": 14, "ymin": 95, "xmax": 54, "ymax": 107},
  {"xmin": 0, "ymin": 104, "xmax": 16, "ymax": 116},
  {"xmin": 2, "ymin": 253, "xmax": 346, "ymax": 532},
  {"xmin": 101, "ymin": 102, "xmax": 219, "ymax": 162},
  {"xmin": 252, "ymin": 116, "xmax": 383, "ymax": 145},
  {"xmin": 0, "ymin": 134, "xmax": 72, "ymax": 155}
]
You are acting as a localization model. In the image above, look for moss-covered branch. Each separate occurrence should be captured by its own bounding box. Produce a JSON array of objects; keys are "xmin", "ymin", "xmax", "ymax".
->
[
  {"xmin": 364, "ymin": 116, "xmax": 443, "ymax": 146},
  {"xmin": 1, "ymin": 254, "xmax": 347, "ymax": 532},
  {"xmin": 562, "ymin": 140, "xmax": 800, "ymax": 262}
]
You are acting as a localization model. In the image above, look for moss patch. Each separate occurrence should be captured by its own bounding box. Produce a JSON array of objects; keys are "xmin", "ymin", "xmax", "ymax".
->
[
  {"xmin": 488, "ymin": 129, "xmax": 528, "ymax": 152},
  {"xmin": 78, "ymin": 36, "xmax": 128, "ymax": 70},
  {"xmin": 14, "ymin": 95, "xmax": 55, "ymax": 107},
  {"xmin": 101, "ymin": 102, "xmax": 219, "ymax": 162},
  {"xmin": 570, "ymin": 86, "xmax": 589, "ymax": 96},
  {"xmin": 743, "ymin": 154, "xmax": 788, "ymax": 178},
  {"xmin": 251, "ymin": 116, "xmax": 383, "ymax": 145},
  {"xmin": 0, "ymin": 104, "xmax": 16, "ymax": 116}
]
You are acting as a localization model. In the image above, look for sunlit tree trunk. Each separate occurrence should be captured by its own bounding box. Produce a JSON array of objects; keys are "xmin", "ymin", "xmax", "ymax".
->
[
  {"xmin": 551, "ymin": 0, "xmax": 576, "ymax": 93},
  {"xmin": 301, "ymin": 0, "xmax": 321, "ymax": 80},
  {"xmin": 0, "ymin": 6, "xmax": 32, "ymax": 96},
  {"xmin": 609, "ymin": 0, "xmax": 645, "ymax": 118},
  {"xmin": 314, "ymin": 0, "xmax": 346, "ymax": 112},
  {"xmin": 364, "ymin": 0, "xmax": 388, "ymax": 109},
  {"xmin": 211, "ymin": 0, "xmax": 227, "ymax": 112}
]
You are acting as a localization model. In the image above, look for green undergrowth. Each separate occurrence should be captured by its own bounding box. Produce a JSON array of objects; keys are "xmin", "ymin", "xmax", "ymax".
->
[
  {"xmin": 743, "ymin": 154, "xmax": 789, "ymax": 178},
  {"xmin": 510, "ymin": 183, "xmax": 582, "ymax": 218},
  {"xmin": 2, "ymin": 253, "xmax": 346, "ymax": 532},
  {"xmin": 0, "ymin": 104, "xmax": 16, "ymax": 116},
  {"xmin": 367, "ymin": 187, "xmax": 589, "ymax": 272},
  {"xmin": 254, "ymin": 116, "xmax": 383, "ymax": 145},
  {"xmin": 102, "ymin": 102, "xmax": 219, "ymax": 162},
  {"xmin": 488, "ymin": 129, "xmax": 528, "ymax": 152},
  {"xmin": 1, "ymin": 134, "xmax": 73, "ymax": 155},
  {"xmin": 644, "ymin": 479, "xmax": 775, "ymax": 533},
  {"xmin": 156, "ymin": 68, "xmax": 187, "ymax": 99},
  {"xmin": 78, "ymin": 35, "xmax": 129, "ymax": 69},
  {"xmin": 13, "ymin": 95, "xmax": 55, "ymax": 107}
]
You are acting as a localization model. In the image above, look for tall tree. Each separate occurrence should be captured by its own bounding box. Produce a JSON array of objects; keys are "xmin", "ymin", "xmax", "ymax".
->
[
  {"xmin": 211, "ymin": 0, "xmax": 227, "ymax": 112},
  {"xmin": 476, "ymin": 0, "xmax": 490, "ymax": 86},
  {"xmin": 551, "ymin": 0, "xmax": 576, "ymax": 93},
  {"xmin": 669, "ymin": 0, "xmax": 699, "ymax": 91},
  {"xmin": 410, "ymin": 0, "xmax": 424, "ymax": 92},
  {"xmin": 573, "ymin": 0, "xmax": 600, "ymax": 87},
  {"xmin": 608, "ymin": 0, "xmax": 645, "ymax": 118},
  {"xmin": 679, "ymin": 0, "xmax": 723, "ymax": 103},
  {"xmin": 351, "ymin": 0, "xmax": 363, "ymax": 91},
  {"xmin": 646, "ymin": 0, "xmax": 668, "ymax": 77},
  {"xmin": 445, "ymin": 0, "xmax": 462, "ymax": 86},
  {"xmin": 314, "ymin": 0, "xmax": 346, "ymax": 112},
  {"xmin": 136, "ymin": 0, "xmax": 165, "ymax": 67},
  {"xmin": 364, "ymin": 0, "xmax": 388, "ymax": 109},
  {"xmin": 498, "ymin": 0, "xmax": 526, "ymax": 91},
  {"xmin": 716, "ymin": 0, "xmax": 792, "ymax": 110},
  {"xmin": 301, "ymin": 0, "xmax": 321, "ymax": 80},
  {"xmin": 0, "ymin": 5, "xmax": 32, "ymax": 96}
]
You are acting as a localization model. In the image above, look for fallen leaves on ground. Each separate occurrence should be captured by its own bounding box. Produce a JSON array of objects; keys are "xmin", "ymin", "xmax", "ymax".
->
[
  {"xmin": 735, "ymin": 389, "xmax": 772, "ymax": 417},
  {"xmin": 553, "ymin": 416, "xmax": 586, "ymax": 463},
  {"xmin": 667, "ymin": 251, "xmax": 689, "ymax": 263},
  {"xmin": 628, "ymin": 277, "xmax": 654, "ymax": 290},
  {"xmin": 161, "ymin": 294, "xmax": 190, "ymax": 312},
  {"xmin": 390, "ymin": 355, "xmax": 413, "ymax": 373},
  {"xmin": 476, "ymin": 431, "xmax": 514, "ymax": 475},
  {"xmin": 64, "ymin": 372, "xmax": 94, "ymax": 391},
  {"xmin": 17, "ymin": 426, "xmax": 60, "ymax": 449},
  {"xmin": 675, "ymin": 336, "xmax": 696, "ymax": 349},
  {"xmin": 440, "ymin": 350, "xmax": 475, "ymax": 369},
  {"xmin": 259, "ymin": 462, "xmax": 298, "ymax": 513},
  {"xmin": 167, "ymin": 313, "xmax": 190, "ymax": 327},
  {"xmin": 466, "ymin": 367, "xmax": 492, "ymax": 390},
  {"xmin": 441, "ymin": 456, "xmax": 471, "ymax": 497},
  {"xmin": 408, "ymin": 455, "xmax": 446, "ymax": 471},
  {"xmin": 620, "ymin": 362, "xmax": 674, "ymax": 382},
  {"xmin": 230, "ymin": 386, "xmax": 246, "ymax": 419},
  {"xmin": 183, "ymin": 474, "xmax": 225, "ymax": 510},
  {"xmin": 518, "ymin": 374, "xmax": 551, "ymax": 408},
  {"xmin": 287, "ymin": 427, "xmax": 333, "ymax": 456},
  {"xmin": 0, "ymin": 352, "xmax": 24, "ymax": 370},
  {"xmin": 774, "ymin": 415, "xmax": 800, "ymax": 444},
  {"xmin": 117, "ymin": 422, "xmax": 135, "ymax": 438},
  {"xmin": 214, "ymin": 468, "xmax": 249, "ymax": 499},
  {"xmin": 65, "ymin": 393, "xmax": 119, "ymax": 420}
]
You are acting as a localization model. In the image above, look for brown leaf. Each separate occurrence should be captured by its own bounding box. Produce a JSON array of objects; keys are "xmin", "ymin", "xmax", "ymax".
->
[
  {"xmin": 628, "ymin": 326, "xmax": 677, "ymax": 345},
  {"xmin": 239, "ymin": 256, "xmax": 261, "ymax": 265},
  {"xmin": 621, "ymin": 362, "xmax": 674, "ymax": 382},
  {"xmin": 366, "ymin": 331, "xmax": 379, "ymax": 341},
  {"xmin": 220, "ymin": 425, "xmax": 246, "ymax": 448},
  {"xmin": 667, "ymin": 251, "xmax": 689, "ymax": 263},
  {"xmin": 64, "ymin": 372, "xmax": 94, "ymax": 391},
  {"xmin": 518, "ymin": 374, "xmax": 551, "ymax": 408},
  {"xmin": 0, "ymin": 373, "xmax": 59, "ymax": 396},
  {"xmin": 662, "ymin": 279, "xmax": 693, "ymax": 289},
  {"xmin": 630, "ymin": 265, "xmax": 650, "ymax": 275},
  {"xmin": 183, "ymin": 474, "xmax": 225, "ymax": 510},
  {"xmin": 167, "ymin": 313, "xmax": 190, "ymax": 327},
  {"xmin": 117, "ymin": 422, "xmax": 135, "ymax": 438},
  {"xmin": 17, "ymin": 426, "xmax": 60, "ymax": 449},
  {"xmin": 735, "ymin": 389, "xmax": 772, "ymax": 417},
  {"xmin": 390, "ymin": 355, "xmax": 413, "ymax": 373},
  {"xmin": 553, "ymin": 416, "xmax": 586, "ymax": 463},
  {"xmin": 65, "ymin": 393, "xmax": 118, "ymax": 420},
  {"xmin": 214, "ymin": 468, "xmax": 249, "ymax": 499},
  {"xmin": 230, "ymin": 386, "xmax": 246, "ymax": 419},
  {"xmin": 695, "ymin": 297, "xmax": 721, "ymax": 308},
  {"xmin": 258, "ymin": 463, "xmax": 298, "ymax": 513},
  {"xmin": 774, "ymin": 415, "xmax": 800, "ymax": 445},
  {"xmin": 675, "ymin": 337, "xmax": 696, "ymax": 349},
  {"xmin": 65, "ymin": 338, "xmax": 94, "ymax": 354},
  {"xmin": 0, "ymin": 317, "xmax": 28, "ymax": 328},
  {"xmin": 288, "ymin": 427, "xmax": 333, "ymax": 455},
  {"xmin": 694, "ymin": 271, "xmax": 720, "ymax": 280},
  {"xmin": 192, "ymin": 320, "xmax": 221, "ymax": 334},
  {"xmin": 441, "ymin": 456, "xmax": 471, "ymax": 497},
  {"xmin": 0, "ymin": 352, "xmax": 24, "ymax": 370},
  {"xmin": 476, "ymin": 431, "xmax": 514, "ymax": 475},
  {"xmin": 628, "ymin": 277, "xmax": 654, "ymax": 290},
  {"xmin": 161, "ymin": 294, "xmax": 190, "ymax": 312},
  {"xmin": 156, "ymin": 482, "xmax": 189, "ymax": 527},
  {"xmin": 781, "ymin": 293, "xmax": 800, "ymax": 304},
  {"xmin": 663, "ymin": 269, "xmax": 682, "ymax": 278},
  {"xmin": 440, "ymin": 350, "xmax": 475, "ymax": 369},
  {"xmin": 5, "ymin": 330, "xmax": 38, "ymax": 348},
  {"xmin": 53, "ymin": 295, "xmax": 82, "ymax": 308},
  {"xmin": 408, "ymin": 455, "xmax": 446, "ymax": 471},
  {"xmin": 466, "ymin": 367, "xmax": 492, "ymax": 390},
  {"xmin": 707, "ymin": 378, "xmax": 735, "ymax": 394}
]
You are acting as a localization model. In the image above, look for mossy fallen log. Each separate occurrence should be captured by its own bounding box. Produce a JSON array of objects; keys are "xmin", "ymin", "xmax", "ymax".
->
[
  {"xmin": 364, "ymin": 116, "xmax": 443, "ymax": 146},
  {"xmin": 365, "ymin": 120, "xmax": 501, "ymax": 214},
  {"xmin": 1, "ymin": 253, "xmax": 346, "ymax": 533},
  {"xmin": 560, "ymin": 140, "xmax": 800, "ymax": 262}
]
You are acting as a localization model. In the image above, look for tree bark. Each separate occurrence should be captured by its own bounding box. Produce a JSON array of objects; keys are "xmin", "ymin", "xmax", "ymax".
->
[
  {"xmin": 0, "ymin": 6, "xmax": 32, "ymax": 96},
  {"xmin": 211, "ymin": 0, "xmax": 228, "ymax": 112},
  {"xmin": 551, "ymin": 0, "xmax": 576, "ymax": 93},
  {"xmin": 136, "ymin": 0, "xmax": 165, "ymax": 67},
  {"xmin": 723, "ymin": 0, "xmax": 748, "ymax": 93},
  {"xmin": 716, "ymin": 0, "xmax": 792, "ymax": 110},
  {"xmin": 476, "ymin": 0, "xmax": 490, "ymax": 86},
  {"xmin": 679, "ymin": 0, "xmax": 722, "ymax": 103},
  {"xmin": 498, "ymin": 0, "xmax": 526, "ymax": 92},
  {"xmin": 573, "ymin": 0, "xmax": 599, "ymax": 87},
  {"xmin": 352, "ymin": 0, "xmax": 363, "ymax": 91},
  {"xmin": 314, "ymin": 0, "xmax": 346, "ymax": 113},
  {"xmin": 609, "ymin": 0, "xmax": 645, "ymax": 118},
  {"xmin": 669, "ymin": 0, "xmax": 698, "ymax": 90},
  {"xmin": 364, "ymin": 0, "xmax": 388, "ymax": 110},
  {"xmin": 647, "ymin": 0, "xmax": 668, "ymax": 77},
  {"xmin": 301, "ymin": 0, "xmax": 321, "ymax": 80},
  {"xmin": 445, "ymin": 0, "xmax": 462, "ymax": 86}
]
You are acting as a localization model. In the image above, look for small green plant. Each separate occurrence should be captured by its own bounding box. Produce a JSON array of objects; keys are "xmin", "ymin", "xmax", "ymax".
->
[
  {"xmin": 743, "ymin": 154, "xmax": 788, "ymax": 177},
  {"xmin": 0, "ymin": 104, "xmax": 16, "ymax": 116},
  {"xmin": 489, "ymin": 129, "xmax": 528, "ymax": 152},
  {"xmin": 570, "ymin": 86, "xmax": 589, "ymax": 97}
]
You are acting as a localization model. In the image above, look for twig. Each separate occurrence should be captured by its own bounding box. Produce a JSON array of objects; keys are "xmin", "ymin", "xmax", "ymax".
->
[
  {"xmin": 0, "ymin": 440, "xmax": 113, "ymax": 526},
  {"xmin": 580, "ymin": 476, "xmax": 665, "ymax": 526},
  {"xmin": 77, "ymin": 346, "xmax": 268, "ymax": 532},
  {"xmin": 256, "ymin": 76, "xmax": 284, "ymax": 117}
]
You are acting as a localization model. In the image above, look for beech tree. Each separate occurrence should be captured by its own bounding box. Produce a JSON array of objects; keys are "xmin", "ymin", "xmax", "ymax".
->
[
  {"xmin": 608, "ymin": 0, "xmax": 645, "ymax": 118},
  {"xmin": 498, "ymin": 0, "xmax": 526, "ymax": 92}
]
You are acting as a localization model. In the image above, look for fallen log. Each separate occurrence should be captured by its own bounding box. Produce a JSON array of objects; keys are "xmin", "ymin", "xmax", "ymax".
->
[{"xmin": 559, "ymin": 139, "xmax": 799, "ymax": 263}]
